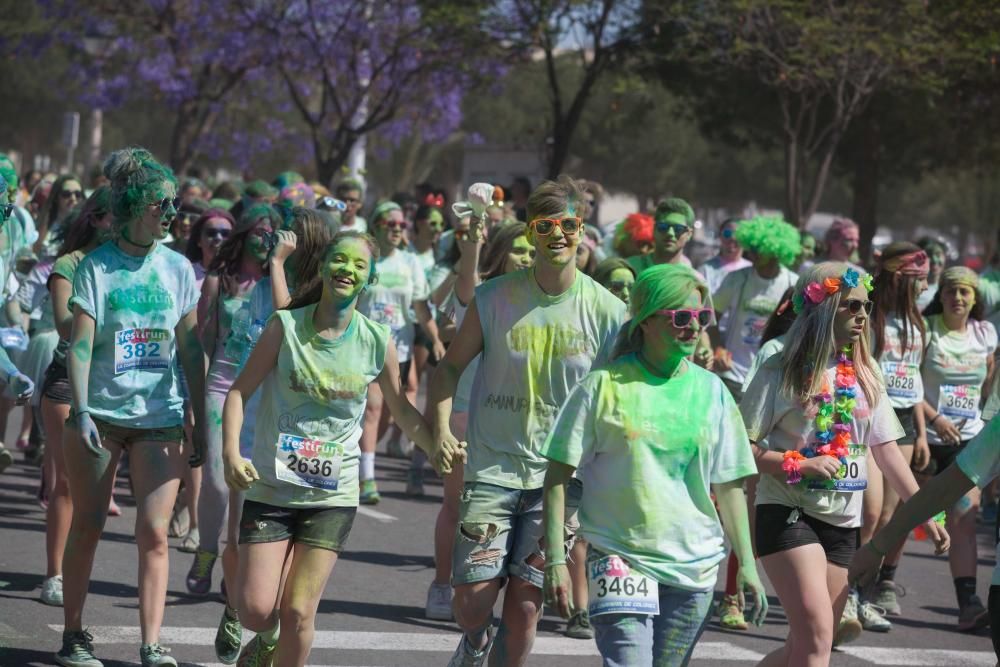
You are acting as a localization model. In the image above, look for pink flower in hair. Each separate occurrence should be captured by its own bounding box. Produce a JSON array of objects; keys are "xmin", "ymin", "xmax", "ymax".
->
[{"xmin": 805, "ymin": 282, "xmax": 827, "ymax": 304}]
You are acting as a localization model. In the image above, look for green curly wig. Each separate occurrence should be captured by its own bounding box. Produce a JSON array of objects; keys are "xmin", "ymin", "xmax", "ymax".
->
[{"xmin": 734, "ymin": 215, "xmax": 802, "ymax": 268}]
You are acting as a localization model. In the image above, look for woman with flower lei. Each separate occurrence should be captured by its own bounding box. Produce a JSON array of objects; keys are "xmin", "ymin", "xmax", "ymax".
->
[{"xmin": 739, "ymin": 262, "xmax": 949, "ymax": 667}]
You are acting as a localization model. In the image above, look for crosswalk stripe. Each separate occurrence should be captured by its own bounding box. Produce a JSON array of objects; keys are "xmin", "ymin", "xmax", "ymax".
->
[
  {"xmin": 356, "ymin": 506, "xmax": 397, "ymax": 522},
  {"xmin": 838, "ymin": 646, "xmax": 996, "ymax": 666}
]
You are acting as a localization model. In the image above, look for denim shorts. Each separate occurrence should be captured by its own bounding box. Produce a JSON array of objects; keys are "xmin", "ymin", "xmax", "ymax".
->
[
  {"xmin": 452, "ymin": 478, "xmax": 582, "ymax": 589},
  {"xmin": 86, "ymin": 416, "xmax": 184, "ymax": 447},
  {"xmin": 239, "ymin": 499, "xmax": 357, "ymax": 552},
  {"xmin": 591, "ymin": 578, "xmax": 713, "ymax": 667}
]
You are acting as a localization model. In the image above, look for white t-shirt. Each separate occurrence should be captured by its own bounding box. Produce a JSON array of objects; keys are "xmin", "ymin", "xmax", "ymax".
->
[
  {"xmin": 357, "ymin": 249, "xmax": 429, "ymax": 363},
  {"xmin": 954, "ymin": 415, "xmax": 1000, "ymax": 584},
  {"xmin": 878, "ymin": 314, "xmax": 928, "ymax": 410},
  {"xmin": 702, "ymin": 256, "xmax": 752, "ymax": 294},
  {"xmin": 921, "ymin": 316, "xmax": 997, "ymax": 444},
  {"xmin": 713, "ymin": 266, "xmax": 798, "ymax": 386},
  {"xmin": 740, "ymin": 355, "xmax": 904, "ymax": 528},
  {"xmin": 742, "ymin": 335, "xmax": 786, "ymax": 393}
]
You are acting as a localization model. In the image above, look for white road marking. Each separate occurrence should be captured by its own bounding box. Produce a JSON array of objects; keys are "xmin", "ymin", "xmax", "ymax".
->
[
  {"xmin": 839, "ymin": 646, "xmax": 996, "ymax": 666},
  {"xmin": 356, "ymin": 506, "xmax": 397, "ymax": 522}
]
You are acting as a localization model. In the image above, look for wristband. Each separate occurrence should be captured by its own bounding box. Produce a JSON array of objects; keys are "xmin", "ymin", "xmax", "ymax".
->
[{"xmin": 782, "ymin": 450, "xmax": 805, "ymax": 485}]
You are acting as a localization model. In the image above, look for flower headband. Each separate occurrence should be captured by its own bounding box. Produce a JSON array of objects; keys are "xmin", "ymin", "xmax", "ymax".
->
[
  {"xmin": 792, "ymin": 267, "xmax": 873, "ymax": 314},
  {"xmin": 881, "ymin": 251, "xmax": 928, "ymax": 277}
]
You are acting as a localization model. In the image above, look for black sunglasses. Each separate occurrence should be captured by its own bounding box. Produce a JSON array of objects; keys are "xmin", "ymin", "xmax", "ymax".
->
[
  {"xmin": 203, "ymin": 227, "xmax": 231, "ymax": 240},
  {"xmin": 59, "ymin": 190, "xmax": 84, "ymax": 201},
  {"xmin": 655, "ymin": 221, "xmax": 689, "ymax": 237},
  {"xmin": 842, "ymin": 299, "xmax": 874, "ymax": 315}
]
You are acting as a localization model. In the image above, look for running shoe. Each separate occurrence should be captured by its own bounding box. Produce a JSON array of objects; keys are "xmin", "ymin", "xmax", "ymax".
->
[
  {"xmin": 425, "ymin": 581, "xmax": 454, "ymax": 621},
  {"xmin": 858, "ymin": 601, "xmax": 891, "ymax": 632},
  {"xmin": 719, "ymin": 593, "xmax": 748, "ymax": 630},
  {"xmin": 237, "ymin": 633, "xmax": 277, "ymax": 667},
  {"xmin": 41, "ymin": 574, "xmax": 64, "ymax": 606},
  {"xmin": 186, "ymin": 549, "xmax": 217, "ymax": 596},
  {"xmin": 873, "ymin": 580, "xmax": 905, "ymax": 616},
  {"xmin": 446, "ymin": 627, "xmax": 494, "ymax": 667},
  {"xmin": 178, "ymin": 528, "xmax": 200, "ymax": 554},
  {"xmin": 565, "ymin": 609, "xmax": 594, "ymax": 639},
  {"xmin": 958, "ymin": 595, "xmax": 990, "ymax": 632},
  {"xmin": 0, "ymin": 446, "xmax": 12, "ymax": 474},
  {"xmin": 215, "ymin": 606, "xmax": 243, "ymax": 665},
  {"xmin": 55, "ymin": 629, "xmax": 103, "ymax": 667},
  {"xmin": 360, "ymin": 479, "xmax": 381, "ymax": 505},
  {"xmin": 406, "ymin": 468, "xmax": 425, "ymax": 497},
  {"xmin": 139, "ymin": 642, "xmax": 177, "ymax": 666},
  {"xmin": 833, "ymin": 590, "xmax": 863, "ymax": 646}
]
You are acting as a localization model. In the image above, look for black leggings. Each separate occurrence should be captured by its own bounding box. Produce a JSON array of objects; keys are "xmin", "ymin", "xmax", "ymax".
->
[{"xmin": 989, "ymin": 586, "xmax": 1000, "ymax": 659}]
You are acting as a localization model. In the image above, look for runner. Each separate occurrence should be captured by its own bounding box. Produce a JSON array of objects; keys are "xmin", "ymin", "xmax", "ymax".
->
[
  {"xmin": 739, "ymin": 262, "xmax": 947, "ymax": 665},
  {"xmin": 220, "ymin": 231, "xmax": 459, "ymax": 666},
  {"xmin": 185, "ymin": 204, "xmax": 275, "ymax": 597},
  {"xmin": 849, "ymin": 405, "xmax": 999, "ymax": 658},
  {"xmin": 702, "ymin": 218, "xmax": 752, "ymax": 294},
  {"xmin": 356, "ymin": 201, "xmax": 445, "ymax": 503},
  {"xmin": 212, "ymin": 207, "xmax": 333, "ymax": 665},
  {"xmin": 916, "ymin": 237, "xmax": 947, "ymax": 312},
  {"xmin": 861, "ymin": 243, "xmax": 931, "ymax": 623},
  {"xmin": 920, "ymin": 266, "xmax": 997, "ymax": 631},
  {"xmin": 55, "ymin": 147, "xmax": 208, "ymax": 667},
  {"xmin": 820, "ymin": 219, "xmax": 863, "ymax": 270},
  {"xmin": 541, "ymin": 263, "xmax": 768, "ymax": 666},
  {"xmin": 423, "ymin": 219, "xmax": 535, "ymax": 622},
  {"xmin": 39, "ymin": 186, "xmax": 114, "ymax": 607},
  {"xmin": 626, "ymin": 198, "xmax": 696, "ymax": 273},
  {"xmin": 710, "ymin": 215, "xmax": 800, "ymax": 402},
  {"xmin": 427, "ymin": 176, "xmax": 626, "ymax": 666},
  {"xmin": 592, "ymin": 258, "xmax": 636, "ymax": 306}
]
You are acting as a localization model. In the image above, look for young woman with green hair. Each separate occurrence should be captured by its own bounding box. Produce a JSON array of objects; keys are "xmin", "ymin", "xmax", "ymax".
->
[
  {"xmin": 356, "ymin": 201, "xmax": 445, "ymax": 503},
  {"xmin": 919, "ymin": 266, "xmax": 997, "ymax": 632},
  {"xmin": 542, "ymin": 263, "xmax": 767, "ymax": 666},
  {"xmin": 740, "ymin": 262, "xmax": 948, "ymax": 664},
  {"xmin": 55, "ymin": 147, "xmax": 209, "ymax": 667}
]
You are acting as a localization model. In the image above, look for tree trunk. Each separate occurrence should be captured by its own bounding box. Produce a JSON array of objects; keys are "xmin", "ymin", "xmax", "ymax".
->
[
  {"xmin": 169, "ymin": 102, "xmax": 199, "ymax": 176},
  {"xmin": 784, "ymin": 135, "xmax": 801, "ymax": 227},
  {"xmin": 547, "ymin": 123, "xmax": 572, "ymax": 180},
  {"xmin": 851, "ymin": 115, "xmax": 880, "ymax": 264}
]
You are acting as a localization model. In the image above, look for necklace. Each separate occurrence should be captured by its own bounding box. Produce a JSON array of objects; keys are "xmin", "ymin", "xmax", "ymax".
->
[
  {"xmin": 121, "ymin": 227, "xmax": 155, "ymax": 249},
  {"xmin": 782, "ymin": 345, "xmax": 857, "ymax": 487}
]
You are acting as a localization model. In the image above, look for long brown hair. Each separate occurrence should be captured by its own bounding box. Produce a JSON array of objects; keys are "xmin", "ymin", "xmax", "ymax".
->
[
  {"xmin": 480, "ymin": 222, "xmax": 528, "ymax": 281},
  {"xmin": 872, "ymin": 242, "xmax": 927, "ymax": 359},
  {"xmin": 57, "ymin": 186, "xmax": 111, "ymax": 256},
  {"xmin": 208, "ymin": 204, "xmax": 278, "ymax": 296},
  {"xmin": 285, "ymin": 231, "xmax": 379, "ymax": 311},
  {"xmin": 185, "ymin": 208, "xmax": 236, "ymax": 265}
]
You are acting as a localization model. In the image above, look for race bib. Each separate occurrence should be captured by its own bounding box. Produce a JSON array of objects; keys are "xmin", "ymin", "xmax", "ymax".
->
[
  {"xmin": 939, "ymin": 384, "xmax": 981, "ymax": 421},
  {"xmin": 587, "ymin": 554, "xmax": 660, "ymax": 617},
  {"xmin": 740, "ymin": 316, "xmax": 767, "ymax": 348},
  {"xmin": 274, "ymin": 433, "xmax": 343, "ymax": 490},
  {"xmin": 368, "ymin": 301, "xmax": 401, "ymax": 328},
  {"xmin": 883, "ymin": 362, "xmax": 920, "ymax": 400},
  {"xmin": 808, "ymin": 444, "xmax": 867, "ymax": 492},
  {"xmin": 114, "ymin": 328, "xmax": 171, "ymax": 374}
]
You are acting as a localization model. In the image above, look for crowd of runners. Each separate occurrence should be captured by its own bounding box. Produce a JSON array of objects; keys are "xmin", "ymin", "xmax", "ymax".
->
[{"xmin": 0, "ymin": 146, "xmax": 998, "ymax": 667}]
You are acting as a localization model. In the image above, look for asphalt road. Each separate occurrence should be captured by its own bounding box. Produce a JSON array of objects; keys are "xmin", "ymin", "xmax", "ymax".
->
[{"xmin": 0, "ymin": 447, "xmax": 997, "ymax": 666}]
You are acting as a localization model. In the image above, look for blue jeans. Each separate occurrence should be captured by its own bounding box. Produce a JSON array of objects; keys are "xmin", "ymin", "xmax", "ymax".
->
[{"xmin": 592, "ymin": 584, "xmax": 713, "ymax": 667}]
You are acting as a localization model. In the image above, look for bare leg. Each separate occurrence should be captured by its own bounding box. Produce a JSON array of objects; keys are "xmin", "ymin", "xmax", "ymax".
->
[
  {"xmin": 222, "ymin": 489, "xmax": 245, "ymax": 598},
  {"xmin": 878, "ymin": 445, "xmax": 913, "ymax": 569},
  {"xmin": 490, "ymin": 576, "xmax": 543, "ymax": 667},
  {"xmin": 861, "ymin": 453, "xmax": 884, "ymax": 545},
  {"xmin": 948, "ymin": 486, "xmax": 981, "ymax": 579},
  {"xmin": 276, "ymin": 543, "xmax": 340, "ymax": 666},
  {"xmin": 359, "ymin": 382, "xmax": 383, "ymax": 466},
  {"xmin": 129, "ymin": 438, "xmax": 184, "ymax": 644},
  {"xmin": 238, "ymin": 540, "xmax": 291, "ymax": 632},
  {"xmin": 569, "ymin": 539, "xmax": 589, "ymax": 612},
  {"xmin": 434, "ymin": 412, "xmax": 466, "ymax": 585},
  {"xmin": 42, "ymin": 398, "xmax": 72, "ymax": 578}
]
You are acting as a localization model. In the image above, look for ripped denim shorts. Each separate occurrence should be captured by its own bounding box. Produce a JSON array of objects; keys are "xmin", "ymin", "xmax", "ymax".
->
[{"xmin": 451, "ymin": 478, "xmax": 582, "ymax": 589}]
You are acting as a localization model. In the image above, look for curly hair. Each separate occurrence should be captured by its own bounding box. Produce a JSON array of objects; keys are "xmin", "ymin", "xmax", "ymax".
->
[
  {"xmin": 734, "ymin": 216, "xmax": 802, "ymax": 268},
  {"xmin": 103, "ymin": 147, "xmax": 176, "ymax": 226}
]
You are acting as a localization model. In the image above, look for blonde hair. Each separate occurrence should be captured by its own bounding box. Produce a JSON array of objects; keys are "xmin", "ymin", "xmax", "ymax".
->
[{"xmin": 780, "ymin": 262, "xmax": 881, "ymax": 406}]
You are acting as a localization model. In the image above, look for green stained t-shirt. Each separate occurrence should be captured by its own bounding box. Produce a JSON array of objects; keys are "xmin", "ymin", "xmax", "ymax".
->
[
  {"xmin": 70, "ymin": 241, "xmax": 198, "ymax": 428},
  {"xmin": 467, "ymin": 269, "xmax": 626, "ymax": 490},
  {"xmin": 541, "ymin": 355, "xmax": 756, "ymax": 590},
  {"xmin": 247, "ymin": 305, "xmax": 389, "ymax": 509}
]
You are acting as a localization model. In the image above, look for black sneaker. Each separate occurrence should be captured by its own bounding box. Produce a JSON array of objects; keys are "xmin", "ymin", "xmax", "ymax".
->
[{"xmin": 957, "ymin": 595, "xmax": 990, "ymax": 632}]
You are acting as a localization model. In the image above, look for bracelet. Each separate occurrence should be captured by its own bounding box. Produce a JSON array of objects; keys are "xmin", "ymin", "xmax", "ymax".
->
[
  {"xmin": 73, "ymin": 409, "xmax": 90, "ymax": 420},
  {"xmin": 782, "ymin": 450, "xmax": 805, "ymax": 485},
  {"xmin": 544, "ymin": 559, "xmax": 567, "ymax": 568},
  {"xmin": 930, "ymin": 414, "xmax": 942, "ymax": 426}
]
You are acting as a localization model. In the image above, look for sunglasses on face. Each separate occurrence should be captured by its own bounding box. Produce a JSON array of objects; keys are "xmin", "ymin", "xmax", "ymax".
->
[
  {"xmin": 656, "ymin": 308, "xmax": 714, "ymax": 328},
  {"xmin": 381, "ymin": 220, "xmax": 408, "ymax": 231},
  {"xmin": 153, "ymin": 196, "xmax": 181, "ymax": 212},
  {"xmin": 203, "ymin": 227, "xmax": 231, "ymax": 240},
  {"xmin": 721, "ymin": 228, "xmax": 735, "ymax": 239},
  {"xmin": 318, "ymin": 196, "xmax": 347, "ymax": 212},
  {"xmin": 59, "ymin": 190, "xmax": 84, "ymax": 201},
  {"xmin": 655, "ymin": 221, "xmax": 689, "ymax": 237},
  {"xmin": 841, "ymin": 299, "xmax": 873, "ymax": 315},
  {"xmin": 531, "ymin": 216, "xmax": 582, "ymax": 236}
]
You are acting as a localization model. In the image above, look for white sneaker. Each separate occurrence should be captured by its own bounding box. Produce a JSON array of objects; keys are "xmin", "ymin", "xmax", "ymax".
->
[
  {"xmin": 834, "ymin": 590, "xmax": 863, "ymax": 646},
  {"xmin": 859, "ymin": 601, "xmax": 892, "ymax": 632},
  {"xmin": 425, "ymin": 582, "xmax": 453, "ymax": 621},
  {"xmin": 41, "ymin": 575, "xmax": 64, "ymax": 606}
]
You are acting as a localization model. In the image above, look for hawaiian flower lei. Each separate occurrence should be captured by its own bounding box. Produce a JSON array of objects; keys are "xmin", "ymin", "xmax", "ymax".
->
[
  {"xmin": 791, "ymin": 267, "xmax": 873, "ymax": 314},
  {"xmin": 782, "ymin": 345, "xmax": 858, "ymax": 488}
]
